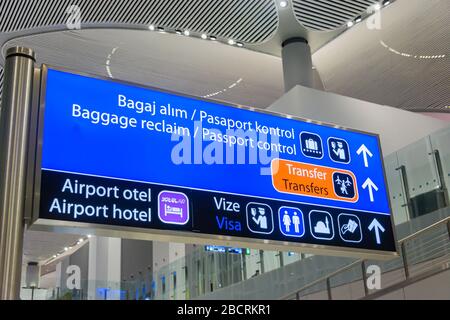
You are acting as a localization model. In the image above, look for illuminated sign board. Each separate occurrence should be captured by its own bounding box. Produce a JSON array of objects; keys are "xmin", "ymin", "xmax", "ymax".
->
[
  {"xmin": 32, "ymin": 66, "xmax": 397, "ymax": 259},
  {"xmin": 204, "ymin": 246, "xmax": 243, "ymax": 254}
]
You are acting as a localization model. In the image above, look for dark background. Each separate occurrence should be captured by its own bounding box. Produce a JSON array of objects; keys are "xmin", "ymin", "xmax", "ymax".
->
[{"xmin": 38, "ymin": 170, "xmax": 396, "ymax": 253}]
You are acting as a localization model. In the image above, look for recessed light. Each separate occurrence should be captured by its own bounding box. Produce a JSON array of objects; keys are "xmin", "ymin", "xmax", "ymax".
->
[
  {"xmin": 157, "ymin": 26, "xmax": 164, "ymax": 32},
  {"xmin": 64, "ymin": 247, "xmax": 68, "ymax": 251},
  {"xmin": 228, "ymin": 39, "xmax": 235, "ymax": 45},
  {"xmin": 175, "ymin": 29, "xmax": 182, "ymax": 35},
  {"xmin": 374, "ymin": 3, "xmax": 382, "ymax": 10},
  {"xmin": 53, "ymin": 255, "xmax": 57, "ymax": 258},
  {"xmin": 148, "ymin": 25, "xmax": 155, "ymax": 31},
  {"xmin": 279, "ymin": 1, "xmax": 288, "ymax": 8},
  {"xmin": 355, "ymin": 16, "xmax": 362, "ymax": 23},
  {"xmin": 383, "ymin": 0, "xmax": 390, "ymax": 6},
  {"xmin": 87, "ymin": 234, "xmax": 92, "ymax": 238},
  {"xmin": 347, "ymin": 21, "xmax": 354, "ymax": 27},
  {"xmin": 183, "ymin": 30, "xmax": 190, "ymax": 36},
  {"xmin": 209, "ymin": 36, "xmax": 217, "ymax": 41},
  {"xmin": 201, "ymin": 33, "xmax": 207, "ymax": 39},
  {"xmin": 236, "ymin": 42, "xmax": 244, "ymax": 47}
]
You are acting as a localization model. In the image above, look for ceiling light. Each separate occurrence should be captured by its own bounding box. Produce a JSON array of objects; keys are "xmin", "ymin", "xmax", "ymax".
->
[
  {"xmin": 355, "ymin": 16, "xmax": 362, "ymax": 23},
  {"xmin": 346, "ymin": 21, "xmax": 354, "ymax": 28},
  {"xmin": 148, "ymin": 25, "xmax": 155, "ymax": 31},
  {"xmin": 183, "ymin": 30, "xmax": 190, "ymax": 36},
  {"xmin": 157, "ymin": 26, "xmax": 164, "ymax": 32},
  {"xmin": 228, "ymin": 39, "xmax": 235, "ymax": 45},
  {"xmin": 87, "ymin": 234, "xmax": 92, "ymax": 238},
  {"xmin": 64, "ymin": 247, "xmax": 68, "ymax": 251},
  {"xmin": 374, "ymin": 3, "xmax": 382, "ymax": 10},
  {"xmin": 201, "ymin": 33, "xmax": 207, "ymax": 39},
  {"xmin": 53, "ymin": 255, "xmax": 57, "ymax": 258},
  {"xmin": 175, "ymin": 29, "xmax": 182, "ymax": 35},
  {"xmin": 383, "ymin": 0, "xmax": 390, "ymax": 6},
  {"xmin": 209, "ymin": 36, "xmax": 217, "ymax": 41},
  {"xmin": 279, "ymin": 1, "xmax": 288, "ymax": 8},
  {"xmin": 236, "ymin": 42, "xmax": 243, "ymax": 47}
]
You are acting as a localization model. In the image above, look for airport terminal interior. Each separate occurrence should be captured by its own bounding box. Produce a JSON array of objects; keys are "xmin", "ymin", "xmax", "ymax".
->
[{"xmin": 0, "ymin": 0, "xmax": 449, "ymax": 300}]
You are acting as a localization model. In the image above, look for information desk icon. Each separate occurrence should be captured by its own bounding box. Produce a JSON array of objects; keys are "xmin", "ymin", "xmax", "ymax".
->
[
  {"xmin": 300, "ymin": 132, "xmax": 323, "ymax": 159},
  {"xmin": 158, "ymin": 191, "xmax": 189, "ymax": 225},
  {"xmin": 338, "ymin": 213, "xmax": 362, "ymax": 243},
  {"xmin": 309, "ymin": 210, "xmax": 334, "ymax": 240},
  {"xmin": 278, "ymin": 206, "xmax": 305, "ymax": 238},
  {"xmin": 246, "ymin": 202, "xmax": 274, "ymax": 234}
]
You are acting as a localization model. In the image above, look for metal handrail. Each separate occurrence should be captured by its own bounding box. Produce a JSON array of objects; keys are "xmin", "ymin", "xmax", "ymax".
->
[
  {"xmin": 279, "ymin": 259, "xmax": 363, "ymax": 299},
  {"xmin": 398, "ymin": 216, "xmax": 450, "ymax": 243},
  {"xmin": 281, "ymin": 215, "xmax": 450, "ymax": 300}
]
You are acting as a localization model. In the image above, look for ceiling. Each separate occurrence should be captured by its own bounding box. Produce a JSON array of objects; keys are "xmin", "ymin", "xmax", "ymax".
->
[
  {"xmin": 22, "ymin": 230, "xmax": 82, "ymax": 264},
  {"xmin": 4, "ymin": 29, "xmax": 286, "ymax": 108},
  {"xmin": 2, "ymin": 0, "xmax": 448, "ymax": 112},
  {"xmin": 313, "ymin": 0, "xmax": 450, "ymax": 111},
  {"xmin": 0, "ymin": 0, "xmax": 448, "ymax": 264}
]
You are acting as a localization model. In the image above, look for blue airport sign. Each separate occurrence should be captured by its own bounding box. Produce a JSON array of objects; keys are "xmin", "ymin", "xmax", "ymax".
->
[{"xmin": 32, "ymin": 66, "xmax": 397, "ymax": 258}]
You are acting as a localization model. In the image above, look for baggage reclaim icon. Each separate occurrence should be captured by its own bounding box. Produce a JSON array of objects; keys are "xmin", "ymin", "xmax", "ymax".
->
[{"xmin": 300, "ymin": 132, "xmax": 323, "ymax": 159}]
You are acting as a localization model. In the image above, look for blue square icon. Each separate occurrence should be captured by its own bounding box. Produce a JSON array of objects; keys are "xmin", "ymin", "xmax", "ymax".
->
[
  {"xmin": 246, "ymin": 203, "xmax": 274, "ymax": 234},
  {"xmin": 332, "ymin": 172, "xmax": 355, "ymax": 199},
  {"xmin": 309, "ymin": 210, "xmax": 334, "ymax": 240},
  {"xmin": 328, "ymin": 137, "xmax": 350, "ymax": 164},
  {"xmin": 278, "ymin": 206, "xmax": 305, "ymax": 238},
  {"xmin": 300, "ymin": 132, "xmax": 323, "ymax": 159},
  {"xmin": 338, "ymin": 213, "xmax": 362, "ymax": 243}
]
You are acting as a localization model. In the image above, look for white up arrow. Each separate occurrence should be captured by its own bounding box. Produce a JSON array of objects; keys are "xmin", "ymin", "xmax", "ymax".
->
[
  {"xmin": 368, "ymin": 218, "xmax": 385, "ymax": 245},
  {"xmin": 356, "ymin": 144, "xmax": 373, "ymax": 168},
  {"xmin": 362, "ymin": 178, "xmax": 379, "ymax": 202}
]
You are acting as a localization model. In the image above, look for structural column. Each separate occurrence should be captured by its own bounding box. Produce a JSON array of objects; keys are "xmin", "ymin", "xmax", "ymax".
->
[
  {"xmin": 0, "ymin": 47, "xmax": 35, "ymax": 299},
  {"xmin": 281, "ymin": 37, "xmax": 314, "ymax": 92}
]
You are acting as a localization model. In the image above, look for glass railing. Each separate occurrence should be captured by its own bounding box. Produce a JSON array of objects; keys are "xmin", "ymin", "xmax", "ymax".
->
[
  {"xmin": 386, "ymin": 125, "xmax": 450, "ymax": 224},
  {"xmin": 196, "ymin": 206, "xmax": 450, "ymax": 300},
  {"xmin": 152, "ymin": 125, "xmax": 450, "ymax": 300},
  {"xmin": 284, "ymin": 215, "xmax": 450, "ymax": 300}
]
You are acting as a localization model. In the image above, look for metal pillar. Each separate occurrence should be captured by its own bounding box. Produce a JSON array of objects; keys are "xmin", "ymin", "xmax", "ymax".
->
[
  {"xmin": 281, "ymin": 37, "xmax": 314, "ymax": 92},
  {"xmin": 400, "ymin": 242, "xmax": 410, "ymax": 279},
  {"xmin": 325, "ymin": 277, "xmax": 332, "ymax": 300},
  {"xmin": 0, "ymin": 47, "xmax": 35, "ymax": 299},
  {"xmin": 361, "ymin": 261, "xmax": 369, "ymax": 297}
]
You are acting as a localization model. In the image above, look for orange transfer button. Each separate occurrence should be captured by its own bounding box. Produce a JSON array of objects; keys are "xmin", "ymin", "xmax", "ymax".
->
[{"xmin": 271, "ymin": 158, "xmax": 358, "ymax": 203}]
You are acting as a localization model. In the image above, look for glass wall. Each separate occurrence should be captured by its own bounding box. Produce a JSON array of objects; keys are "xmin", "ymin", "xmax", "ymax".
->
[
  {"xmin": 19, "ymin": 125, "xmax": 450, "ymax": 300},
  {"xmin": 146, "ymin": 125, "xmax": 450, "ymax": 300}
]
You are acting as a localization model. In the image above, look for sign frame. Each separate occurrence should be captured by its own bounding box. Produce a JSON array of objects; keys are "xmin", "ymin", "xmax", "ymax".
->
[{"xmin": 29, "ymin": 64, "xmax": 399, "ymax": 260}]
